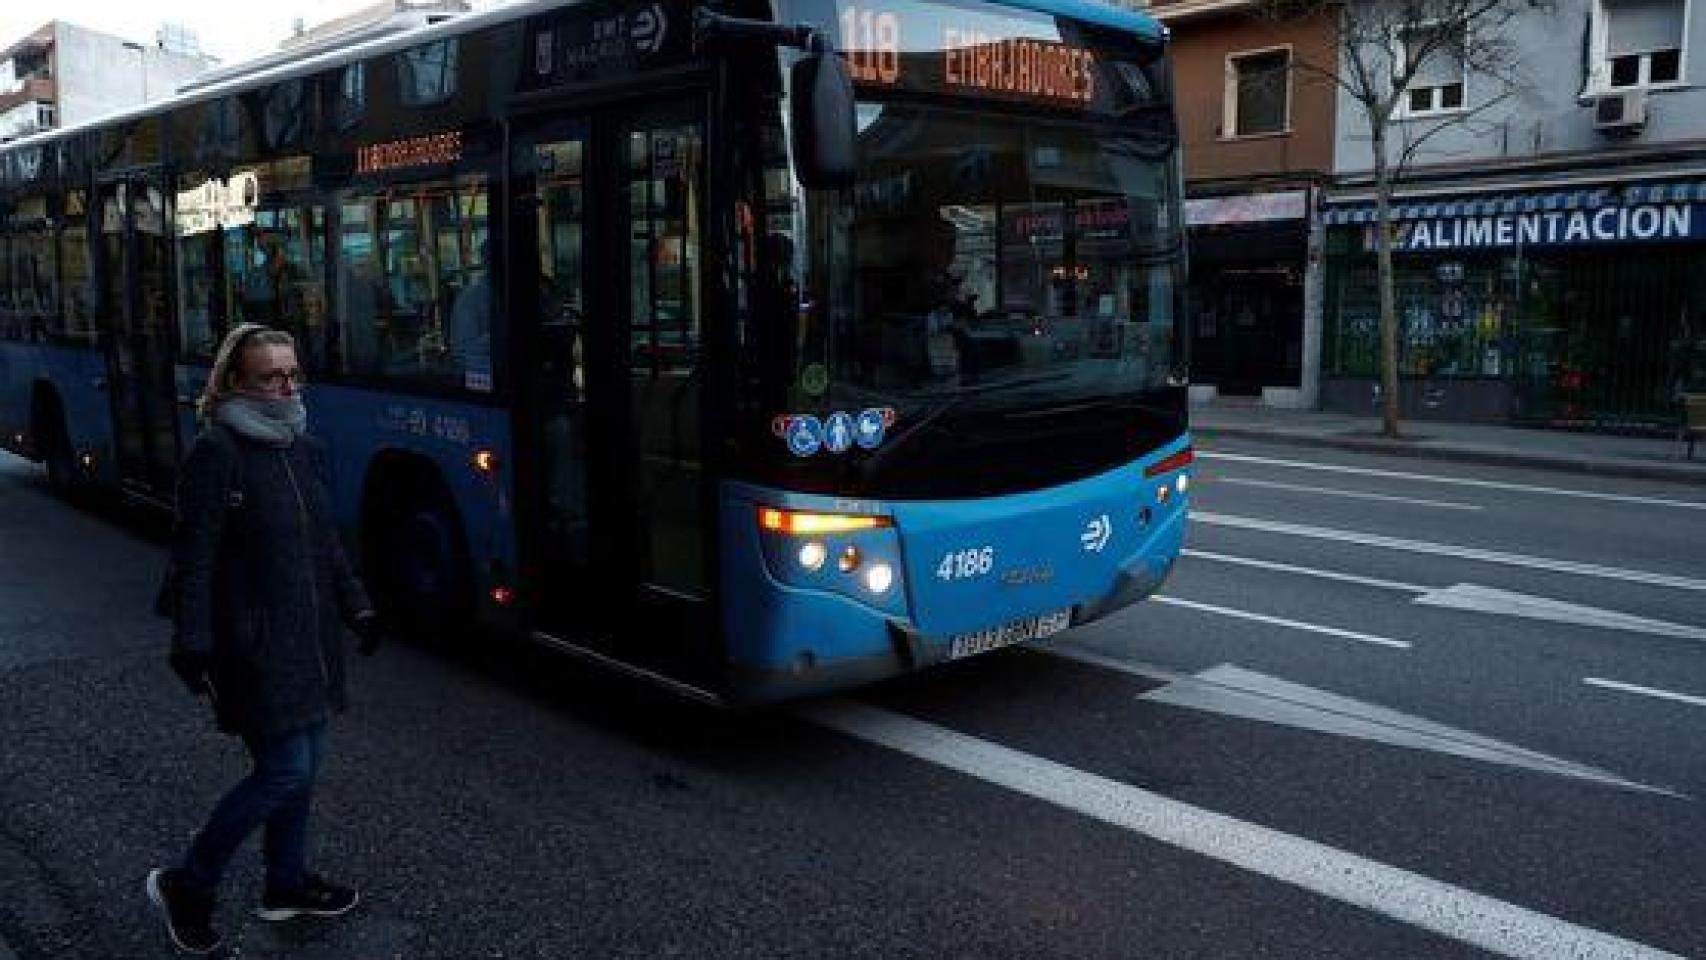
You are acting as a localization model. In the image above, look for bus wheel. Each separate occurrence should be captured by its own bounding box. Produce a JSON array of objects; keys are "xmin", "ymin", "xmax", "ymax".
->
[{"xmin": 370, "ymin": 489, "xmax": 473, "ymax": 646}]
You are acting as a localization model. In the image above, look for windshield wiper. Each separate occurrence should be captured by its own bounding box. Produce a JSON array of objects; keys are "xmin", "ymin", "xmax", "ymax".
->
[
  {"xmin": 1002, "ymin": 392, "xmax": 1181, "ymax": 420},
  {"xmin": 908, "ymin": 371, "xmax": 1072, "ymax": 403},
  {"xmin": 859, "ymin": 372, "xmax": 1074, "ymax": 476}
]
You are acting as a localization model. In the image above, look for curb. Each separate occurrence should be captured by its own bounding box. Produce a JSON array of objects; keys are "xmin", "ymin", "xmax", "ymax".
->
[{"xmin": 1194, "ymin": 424, "xmax": 1706, "ymax": 486}]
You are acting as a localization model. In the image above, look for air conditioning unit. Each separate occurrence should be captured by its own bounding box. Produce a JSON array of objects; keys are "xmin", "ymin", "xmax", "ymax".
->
[{"xmin": 1593, "ymin": 89, "xmax": 1647, "ymax": 133}]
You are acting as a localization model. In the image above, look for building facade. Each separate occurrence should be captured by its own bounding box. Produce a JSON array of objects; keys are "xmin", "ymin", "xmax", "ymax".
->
[
  {"xmin": 1321, "ymin": 0, "xmax": 1706, "ymax": 431},
  {"xmin": 0, "ymin": 21, "xmax": 215, "ymax": 142},
  {"xmin": 184, "ymin": 0, "xmax": 472, "ymax": 93},
  {"xmin": 1153, "ymin": 0, "xmax": 1339, "ymax": 407}
]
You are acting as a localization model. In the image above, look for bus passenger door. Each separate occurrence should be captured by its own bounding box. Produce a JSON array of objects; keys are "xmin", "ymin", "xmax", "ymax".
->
[
  {"xmin": 617, "ymin": 111, "xmax": 709, "ymax": 609},
  {"xmin": 97, "ymin": 174, "xmax": 180, "ymax": 499},
  {"xmin": 514, "ymin": 106, "xmax": 711, "ymax": 678},
  {"xmin": 511, "ymin": 126, "xmax": 595, "ymax": 630}
]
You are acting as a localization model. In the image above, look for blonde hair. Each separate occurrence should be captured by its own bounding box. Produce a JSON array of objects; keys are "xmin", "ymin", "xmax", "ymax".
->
[{"xmin": 197, "ymin": 323, "xmax": 297, "ymax": 421}]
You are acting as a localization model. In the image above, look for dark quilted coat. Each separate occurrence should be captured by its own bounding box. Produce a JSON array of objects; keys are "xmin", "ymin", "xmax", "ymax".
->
[{"xmin": 169, "ymin": 425, "xmax": 371, "ymax": 737}]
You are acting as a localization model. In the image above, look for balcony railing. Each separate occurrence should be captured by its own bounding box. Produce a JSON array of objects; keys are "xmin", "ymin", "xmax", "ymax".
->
[{"xmin": 0, "ymin": 76, "xmax": 55, "ymax": 115}]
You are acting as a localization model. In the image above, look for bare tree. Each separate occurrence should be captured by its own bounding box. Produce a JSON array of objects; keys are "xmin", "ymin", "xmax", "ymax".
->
[{"xmin": 1255, "ymin": 0, "xmax": 1550, "ymax": 436}]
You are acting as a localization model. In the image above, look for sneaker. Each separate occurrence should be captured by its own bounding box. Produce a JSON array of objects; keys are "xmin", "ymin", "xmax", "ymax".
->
[
  {"xmin": 145, "ymin": 867, "xmax": 222, "ymax": 955},
  {"xmin": 254, "ymin": 873, "xmax": 360, "ymax": 921}
]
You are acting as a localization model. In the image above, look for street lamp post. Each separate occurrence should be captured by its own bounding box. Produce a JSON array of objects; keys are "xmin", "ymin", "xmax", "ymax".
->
[{"xmin": 121, "ymin": 40, "xmax": 148, "ymax": 104}]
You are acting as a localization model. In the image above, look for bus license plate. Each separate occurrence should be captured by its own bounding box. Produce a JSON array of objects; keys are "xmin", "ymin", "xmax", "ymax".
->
[{"xmin": 948, "ymin": 609, "xmax": 1072, "ymax": 660}]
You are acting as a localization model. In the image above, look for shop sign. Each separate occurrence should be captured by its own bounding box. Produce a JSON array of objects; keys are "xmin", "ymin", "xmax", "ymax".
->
[
  {"xmin": 1002, "ymin": 201, "xmax": 1134, "ymax": 243},
  {"xmin": 1075, "ymin": 199, "xmax": 1131, "ymax": 239},
  {"xmin": 1005, "ymin": 205, "xmax": 1064, "ymax": 243},
  {"xmin": 1186, "ymin": 190, "xmax": 1307, "ymax": 227},
  {"xmin": 1368, "ymin": 202, "xmax": 1702, "ymax": 252}
]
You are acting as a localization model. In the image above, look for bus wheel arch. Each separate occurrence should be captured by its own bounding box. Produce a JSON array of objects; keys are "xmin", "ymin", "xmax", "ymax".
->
[
  {"xmin": 30, "ymin": 382, "xmax": 77, "ymax": 493},
  {"xmin": 359, "ymin": 451, "xmax": 475, "ymax": 644}
]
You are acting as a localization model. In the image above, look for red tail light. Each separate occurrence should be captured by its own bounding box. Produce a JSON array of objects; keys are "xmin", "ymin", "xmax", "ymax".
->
[{"xmin": 1144, "ymin": 448, "xmax": 1194, "ymax": 478}]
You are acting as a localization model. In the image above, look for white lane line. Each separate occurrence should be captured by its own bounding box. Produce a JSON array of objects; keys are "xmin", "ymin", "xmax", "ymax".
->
[
  {"xmin": 1181, "ymin": 549, "xmax": 1429, "ymax": 593},
  {"xmin": 1199, "ymin": 450, "xmax": 1706, "ymax": 511},
  {"xmin": 1152, "ymin": 596, "xmax": 1412, "ymax": 649},
  {"xmin": 1583, "ymin": 677, "xmax": 1706, "ymax": 709},
  {"xmin": 1215, "ymin": 476, "xmax": 1484, "ymax": 511},
  {"xmin": 1182, "ymin": 551, "xmax": 1706, "ymax": 643},
  {"xmin": 1194, "ymin": 512, "xmax": 1706, "ymax": 593},
  {"xmin": 802, "ymin": 700, "xmax": 1685, "ymax": 960}
]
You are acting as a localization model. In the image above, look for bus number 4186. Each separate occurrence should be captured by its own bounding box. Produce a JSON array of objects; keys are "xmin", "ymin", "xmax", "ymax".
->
[{"xmin": 937, "ymin": 547, "xmax": 994, "ymax": 581}]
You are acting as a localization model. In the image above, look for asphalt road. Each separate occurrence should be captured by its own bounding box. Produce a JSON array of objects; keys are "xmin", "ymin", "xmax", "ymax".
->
[{"xmin": 1, "ymin": 439, "xmax": 1703, "ymax": 960}]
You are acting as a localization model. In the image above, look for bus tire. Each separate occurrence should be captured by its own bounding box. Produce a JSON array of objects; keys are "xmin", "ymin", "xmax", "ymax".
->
[{"xmin": 365, "ymin": 472, "xmax": 474, "ymax": 647}]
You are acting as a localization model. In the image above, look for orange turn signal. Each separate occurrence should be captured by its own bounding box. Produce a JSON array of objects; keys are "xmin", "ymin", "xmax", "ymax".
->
[
  {"xmin": 472, "ymin": 449, "xmax": 499, "ymax": 475},
  {"xmin": 758, "ymin": 507, "xmax": 892, "ymax": 536}
]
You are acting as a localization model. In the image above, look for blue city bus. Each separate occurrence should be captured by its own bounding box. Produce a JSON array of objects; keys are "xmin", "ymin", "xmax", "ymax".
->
[{"xmin": 0, "ymin": 0, "xmax": 1190, "ymax": 703}]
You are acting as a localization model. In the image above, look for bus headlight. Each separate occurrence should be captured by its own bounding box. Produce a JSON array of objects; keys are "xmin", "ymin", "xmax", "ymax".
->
[
  {"xmin": 753, "ymin": 503, "xmax": 905, "ymax": 613},
  {"xmin": 864, "ymin": 563, "xmax": 894, "ymax": 595}
]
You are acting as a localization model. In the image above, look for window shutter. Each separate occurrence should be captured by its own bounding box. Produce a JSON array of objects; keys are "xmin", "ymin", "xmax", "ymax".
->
[
  {"xmin": 1607, "ymin": 0, "xmax": 1684, "ymax": 55},
  {"xmin": 1410, "ymin": 26, "xmax": 1465, "ymax": 88}
]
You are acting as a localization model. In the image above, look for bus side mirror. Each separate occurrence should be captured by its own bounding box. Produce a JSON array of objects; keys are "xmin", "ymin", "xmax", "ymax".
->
[{"xmin": 789, "ymin": 52, "xmax": 856, "ymax": 190}]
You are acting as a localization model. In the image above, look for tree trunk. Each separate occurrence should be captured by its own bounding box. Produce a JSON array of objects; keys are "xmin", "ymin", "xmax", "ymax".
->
[{"xmin": 1371, "ymin": 124, "xmax": 1402, "ymax": 438}]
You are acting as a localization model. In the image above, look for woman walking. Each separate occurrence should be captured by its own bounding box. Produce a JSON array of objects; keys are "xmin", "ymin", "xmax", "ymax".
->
[{"xmin": 147, "ymin": 323, "xmax": 383, "ymax": 955}]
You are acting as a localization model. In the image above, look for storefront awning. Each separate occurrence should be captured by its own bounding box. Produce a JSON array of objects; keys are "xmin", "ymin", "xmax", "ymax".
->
[{"xmin": 1322, "ymin": 180, "xmax": 1706, "ymax": 225}]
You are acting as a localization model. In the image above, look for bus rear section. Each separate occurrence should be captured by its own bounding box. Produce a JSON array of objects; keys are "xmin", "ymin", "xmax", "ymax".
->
[{"xmin": 721, "ymin": 439, "xmax": 1190, "ymax": 701}]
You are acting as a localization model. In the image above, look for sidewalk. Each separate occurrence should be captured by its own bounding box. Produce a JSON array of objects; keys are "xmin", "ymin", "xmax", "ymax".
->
[{"xmin": 1189, "ymin": 398, "xmax": 1706, "ymax": 486}]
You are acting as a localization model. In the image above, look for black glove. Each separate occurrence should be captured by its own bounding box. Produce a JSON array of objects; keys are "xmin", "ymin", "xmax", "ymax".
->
[
  {"xmin": 168, "ymin": 650, "xmax": 212, "ymax": 697},
  {"xmin": 351, "ymin": 611, "xmax": 385, "ymax": 656}
]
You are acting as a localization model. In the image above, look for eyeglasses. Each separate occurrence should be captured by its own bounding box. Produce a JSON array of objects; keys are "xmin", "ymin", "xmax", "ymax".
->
[{"xmin": 251, "ymin": 368, "xmax": 306, "ymax": 390}]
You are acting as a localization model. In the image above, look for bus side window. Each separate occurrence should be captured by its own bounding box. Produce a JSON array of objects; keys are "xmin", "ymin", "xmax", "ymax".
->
[
  {"xmin": 337, "ymin": 178, "xmax": 490, "ymax": 391},
  {"xmin": 172, "ymin": 186, "xmax": 222, "ymax": 362},
  {"xmin": 0, "ymin": 228, "xmax": 13, "ymax": 340},
  {"xmin": 222, "ymin": 197, "xmax": 330, "ymax": 373},
  {"xmin": 335, "ymin": 199, "xmax": 388, "ymax": 377},
  {"xmin": 57, "ymin": 189, "xmax": 96, "ymax": 346},
  {"xmin": 443, "ymin": 237, "xmax": 491, "ymax": 391}
]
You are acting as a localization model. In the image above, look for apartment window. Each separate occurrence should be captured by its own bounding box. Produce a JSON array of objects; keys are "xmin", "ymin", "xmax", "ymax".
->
[
  {"xmin": 35, "ymin": 103, "xmax": 54, "ymax": 129},
  {"xmin": 1399, "ymin": 23, "xmax": 1467, "ymax": 115},
  {"xmin": 15, "ymin": 51, "xmax": 49, "ymax": 80},
  {"xmin": 1600, "ymin": 0, "xmax": 1685, "ymax": 88},
  {"xmin": 1226, "ymin": 48, "xmax": 1290, "ymax": 137}
]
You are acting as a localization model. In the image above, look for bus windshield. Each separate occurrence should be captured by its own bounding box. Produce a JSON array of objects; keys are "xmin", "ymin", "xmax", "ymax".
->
[
  {"xmin": 821, "ymin": 101, "xmax": 1179, "ymax": 402},
  {"xmin": 765, "ymin": 104, "xmax": 1184, "ymax": 498},
  {"xmin": 741, "ymin": 0, "xmax": 1185, "ymax": 498}
]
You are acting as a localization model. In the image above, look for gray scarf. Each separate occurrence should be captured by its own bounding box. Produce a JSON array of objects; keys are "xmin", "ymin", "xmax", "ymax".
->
[{"xmin": 215, "ymin": 395, "xmax": 307, "ymax": 447}]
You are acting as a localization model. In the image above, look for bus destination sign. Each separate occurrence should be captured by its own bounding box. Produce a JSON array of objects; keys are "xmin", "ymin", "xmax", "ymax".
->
[
  {"xmin": 836, "ymin": 0, "xmax": 1098, "ymax": 107},
  {"xmin": 356, "ymin": 131, "xmax": 464, "ymax": 175}
]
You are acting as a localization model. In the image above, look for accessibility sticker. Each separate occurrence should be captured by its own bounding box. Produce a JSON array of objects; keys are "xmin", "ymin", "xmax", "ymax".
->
[
  {"xmin": 824, "ymin": 412, "xmax": 855, "ymax": 454},
  {"xmin": 784, "ymin": 415, "xmax": 823, "ymax": 457}
]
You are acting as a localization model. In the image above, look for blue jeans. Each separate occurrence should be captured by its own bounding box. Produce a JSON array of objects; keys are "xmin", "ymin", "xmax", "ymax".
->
[{"xmin": 182, "ymin": 721, "xmax": 326, "ymax": 893}]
